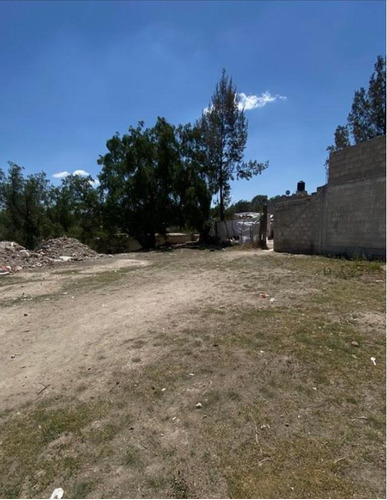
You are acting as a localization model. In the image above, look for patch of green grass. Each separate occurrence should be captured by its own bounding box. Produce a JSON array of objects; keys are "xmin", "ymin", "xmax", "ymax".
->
[
  {"xmin": 0, "ymin": 291, "xmax": 61, "ymax": 308},
  {"xmin": 224, "ymin": 436, "xmax": 366, "ymax": 499},
  {"xmin": 52, "ymin": 269, "xmax": 80, "ymax": 276},
  {"xmin": 86, "ymin": 421, "xmax": 121, "ymax": 445},
  {"xmin": 67, "ymin": 480, "xmax": 95, "ymax": 499},
  {"xmin": 145, "ymin": 475, "xmax": 169, "ymax": 490},
  {"xmin": 170, "ymin": 473, "xmax": 190, "ymax": 499},
  {"xmin": 61, "ymin": 266, "xmax": 140, "ymax": 293},
  {"xmin": 0, "ymin": 399, "xmax": 112, "ymax": 498},
  {"xmin": 1, "ymin": 264, "xmax": 150, "ymax": 308},
  {"xmin": 34, "ymin": 404, "xmax": 97, "ymax": 444},
  {"xmin": 124, "ymin": 445, "xmax": 142, "ymax": 467}
]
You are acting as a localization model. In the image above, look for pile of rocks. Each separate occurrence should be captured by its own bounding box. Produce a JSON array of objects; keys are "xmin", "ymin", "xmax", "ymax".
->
[{"xmin": 0, "ymin": 237, "xmax": 103, "ymax": 274}]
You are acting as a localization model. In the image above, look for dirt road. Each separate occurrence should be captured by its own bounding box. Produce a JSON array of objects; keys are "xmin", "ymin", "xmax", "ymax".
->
[{"xmin": 0, "ymin": 248, "xmax": 385, "ymax": 498}]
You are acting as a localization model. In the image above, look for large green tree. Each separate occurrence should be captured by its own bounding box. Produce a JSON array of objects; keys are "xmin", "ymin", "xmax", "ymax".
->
[
  {"xmin": 49, "ymin": 174, "xmax": 102, "ymax": 244},
  {"xmin": 348, "ymin": 55, "xmax": 386, "ymax": 143},
  {"xmin": 325, "ymin": 56, "xmax": 385, "ymax": 176},
  {"xmin": 98, "ymin": 118, "xmax": 212, "ymax": 249},
  {"xmin": 327, "ymin": 56, "xmax": 385, "ymax": 159},
  {"xmin": 98, "ymin": 121, "xmax": 159, "ymax": 249},
  {"xmin": 0, "ymin": 163, "xmax": 53, "ymax": 249},
  {"xmin": 199, "ymin": 70, "xmax": 268, "ymax": 221},
  {"xmin": 175, "ymin": 122, "xmax": 212, "ymax": 236}
]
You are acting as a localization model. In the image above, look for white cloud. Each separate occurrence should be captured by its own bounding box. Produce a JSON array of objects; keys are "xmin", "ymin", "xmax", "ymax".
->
[
  {"xmin": 203, "ymin": 91, "xmax": 287, "ymax": 114},
  {"xmin": 237, "ymin": 92, "xmax": 287, "ymax": 111},
  {"xmin": 52, "ymin": 171, "xmax": 70, "ymax": 179},
  {"xmin": 89, "ymin": 179, "xmax": 100, "ymax": 188},
  {"xmin": 72, "ymin": 169, "xmax": 90, "ymax": 176}
]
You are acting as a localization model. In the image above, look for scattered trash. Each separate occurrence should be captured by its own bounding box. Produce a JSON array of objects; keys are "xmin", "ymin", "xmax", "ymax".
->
[
  {"xmin": 351, "ymin": 341, "xmax": 359, "ymax": 347},
  {"xmin": 259, "ymin": 293, "xmax": 268, "ymax": 298},
  {"xmin": 312, "ymin": 387, "xmax": 317, "ymax": 391},
  {"xmin": 258, "ymin": 457, "xmax": 272, "ymax": 466},
  {"xmin": 10, "ymin": 354, "xmax": 16, "ymax": 359},
  {"xmin": 58, "ymin": 256, "xmax": 72, "ymax": 262},
  {"xmin": 370, "ymin": 357, "xmax": 376, "ymax": 366},
  {"xmin": 259, "ymin": 350, "xmax": 265, "ymax": 353},
  {"xmin": 50, "ymin": 488, "xmax": 64, "ymax": 499},
  {"xmin": 189, "ymin": 373, "xmax": 194, "ymax": 376},
  {"xmin": 269, "ymin": 297, "xmax": 275, "ymax": 303},
  {"xmin": 37, "ymin": 383, "xmax": 50, "ymax": 395},
  {"xmin": 172, "ymin": 416, "xmax": 176, "ymax": 420},
  {"xmin": 161, "ymin": 388, "xmax": 166, "ymax": 392},
  {"xmin": 0, "ymin": 266, "xmax": 10, "ymax": 276},
  {"xmin": 195, "ymin": 402, "xmax": 202, "ymax": 409}
]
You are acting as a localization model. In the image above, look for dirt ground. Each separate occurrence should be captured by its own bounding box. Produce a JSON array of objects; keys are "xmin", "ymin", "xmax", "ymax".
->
[{"xmin": 0, "ymin": 246, "xmax": 385, "ymax": 498}]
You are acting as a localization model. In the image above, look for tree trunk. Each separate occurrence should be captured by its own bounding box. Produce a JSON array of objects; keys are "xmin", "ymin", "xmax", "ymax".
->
[
  {"xmin": 136, "ymin": 232, "xmax": 156, "ymax": 250},
  {"xmin": 259, "ymin": 205, "xmax": 268, "ymax": 249},
  {"xmin": 219, "ymin": 182, "xmax": 225, "ymax": 221}
]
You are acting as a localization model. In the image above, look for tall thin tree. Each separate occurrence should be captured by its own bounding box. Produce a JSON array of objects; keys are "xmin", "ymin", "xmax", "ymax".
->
[{"xmin": 199, "ymin": 69, "xmax": 268, "ymax": 221}]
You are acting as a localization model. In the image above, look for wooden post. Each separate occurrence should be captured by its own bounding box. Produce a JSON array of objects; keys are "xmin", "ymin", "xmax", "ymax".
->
[{"xmin": 259, "ymin": 205, "xmax": 268, "ymax": 249}]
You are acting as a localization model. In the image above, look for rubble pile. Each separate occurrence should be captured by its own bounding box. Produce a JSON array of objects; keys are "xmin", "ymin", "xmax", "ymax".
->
[
  {"xmin": 0, "ymin": 237, "xmax": 103, "ymax": 274},
  {"xmin": 37, "ymin": 237, "xmax": 99, "ymax": 260}
]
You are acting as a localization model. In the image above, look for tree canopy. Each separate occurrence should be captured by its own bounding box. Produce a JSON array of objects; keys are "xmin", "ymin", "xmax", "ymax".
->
[
  {"xmin": 98, "ymin": 118, "xmax": 211, "ymax": 249},
  {"xmin": 326, "ymin": 56, "xmax": 386, "ymax": 168},
  {"xmin": 1, "ymin": 70, "xmax": 269, "ymax": 249},
  {"xmin": 0, "ymin": 163, "xmax": 53, "ymax": 249}
]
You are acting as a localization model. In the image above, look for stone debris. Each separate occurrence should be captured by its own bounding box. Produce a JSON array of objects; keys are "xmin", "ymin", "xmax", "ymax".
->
[{"xmin": 0, "ymin": 236, "xmax": 104, "ymax": 273}]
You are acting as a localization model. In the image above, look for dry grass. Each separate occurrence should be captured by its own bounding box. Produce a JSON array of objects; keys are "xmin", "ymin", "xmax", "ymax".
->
[{"xmin": 0, "ymin": 249, "xmax": 385, "ymax": 498}]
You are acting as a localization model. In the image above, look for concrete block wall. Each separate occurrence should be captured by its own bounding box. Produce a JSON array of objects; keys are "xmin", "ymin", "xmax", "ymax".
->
[
  {"xmin": 274, "ymin": 197, "xmax": 312, "ymax": 253},
  {"xmin": 328, "ymin": 136, "xmax": 386, "ymax": 185},
  {"xmin": 274, "ymin": 135, "xmax": 386, "ymax": 258},
  {"xmin": 274, "ymin": 188, "xmax": 326, "ymax": 254}
]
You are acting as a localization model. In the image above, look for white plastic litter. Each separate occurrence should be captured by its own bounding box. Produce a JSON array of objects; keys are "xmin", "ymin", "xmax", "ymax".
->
[
  {"xmin": 50, "ymin": 488, "xmax": 64, "ymax": 499},
  {"xmin": 370, "ymin": 357, "xmax": 376, "ymax": 366}
]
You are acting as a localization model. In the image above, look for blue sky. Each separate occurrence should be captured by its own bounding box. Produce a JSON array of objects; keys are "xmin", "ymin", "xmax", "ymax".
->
[{"xmin": 0, "ymin": 0, "xmax": 385, "ymax": 201}]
